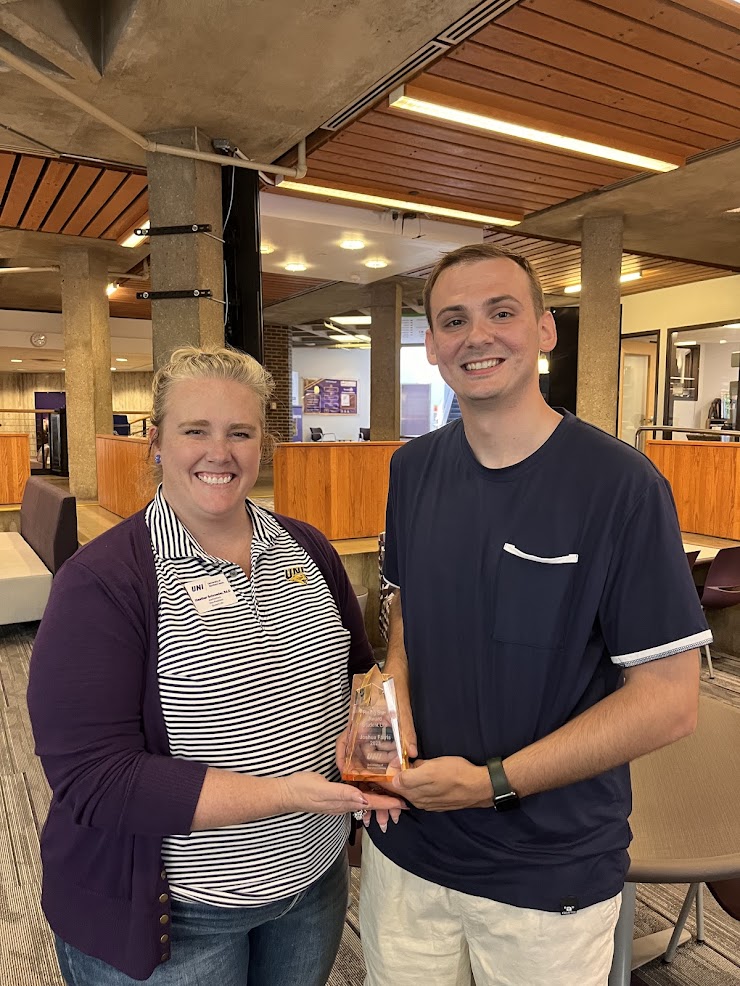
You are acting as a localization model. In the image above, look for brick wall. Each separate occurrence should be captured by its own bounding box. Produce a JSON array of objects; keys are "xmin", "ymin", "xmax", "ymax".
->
[{"xmin": 263, "ymin": 326, "xmax": 293, "ymax": 444}]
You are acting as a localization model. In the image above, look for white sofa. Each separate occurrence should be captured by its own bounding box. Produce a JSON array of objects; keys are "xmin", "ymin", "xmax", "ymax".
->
[{"xmin": 0, "ymin": 478, "xmax": 77, "ymax": 624}]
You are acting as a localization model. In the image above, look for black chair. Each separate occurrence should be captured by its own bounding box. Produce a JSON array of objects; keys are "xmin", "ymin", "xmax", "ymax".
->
[
  {"xmin": 698, "ymin": 546, "xmax": 740, "ymax": 678},
  {"xmin": 309, "ymin": 427, "xmax": 336, "ymax": 442},
  {"xmin": 686, "ymin": 550, "xmax": 700, "ymax": 570},
  {"xmin": 359, "ymin": 428, "xmax": 370, "ymax": 441},
  {"xmin": 113, "ymin": 414, "xmax": 131, "ymax": 437}
]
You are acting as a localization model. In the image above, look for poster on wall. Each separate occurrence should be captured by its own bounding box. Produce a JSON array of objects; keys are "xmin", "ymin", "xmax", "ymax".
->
[{"xmin": 303, "ymin": 378, "xmax": 358, "ymax": 414}]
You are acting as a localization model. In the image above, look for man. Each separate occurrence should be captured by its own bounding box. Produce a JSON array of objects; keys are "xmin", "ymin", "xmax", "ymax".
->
[{"xmin": 354, "ymin": 244, "xmax": 709, "ymax": 986}]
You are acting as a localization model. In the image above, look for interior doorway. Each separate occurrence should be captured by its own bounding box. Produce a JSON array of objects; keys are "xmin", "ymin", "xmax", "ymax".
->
[{"xmin": 619, "ymin": 332, "xmax": 658, "ymax": 447}]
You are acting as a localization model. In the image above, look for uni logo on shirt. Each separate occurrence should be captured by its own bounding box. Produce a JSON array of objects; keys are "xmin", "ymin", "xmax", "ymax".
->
[{"xmin": 285, "ymin": 566, "xmax": 307, "ymax": 585}]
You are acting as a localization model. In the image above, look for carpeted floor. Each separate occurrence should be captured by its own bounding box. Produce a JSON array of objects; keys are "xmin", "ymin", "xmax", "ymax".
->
[{"xmin": 1, "ymin": 622, "xmax": 738, "ymax": 985}]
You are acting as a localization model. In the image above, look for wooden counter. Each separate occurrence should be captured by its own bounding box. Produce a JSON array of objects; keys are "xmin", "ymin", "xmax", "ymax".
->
[
  {"xmin": 646, "ymin": 439, "xmax": 740, "ymax": 540},
  {"xmin": 96, "ymin": 434, "xmax": 156, "ymax": 518},
  {"xmin": 0, "ymin": 433, "xmax": 31, "ymax": 504},
  {"xmin": 273, "ymin": 441, "xmax": 403, "ymax": 540}
]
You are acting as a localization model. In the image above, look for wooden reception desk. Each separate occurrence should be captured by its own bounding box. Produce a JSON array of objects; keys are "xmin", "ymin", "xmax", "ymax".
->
[
  {"xmin": 274, "ymin": 441, "xmax": 403, "ymax": 540},
  {"xmin": 96, "ymin": 434, "xmax": 156, "ymax": 518},
  {"xmin": 0, "ymin": 433, "xmax": 31, "ymax": 504},
  {"xmin": 646, "ymin": 439, "xmax": 740, "ymax": 540}
]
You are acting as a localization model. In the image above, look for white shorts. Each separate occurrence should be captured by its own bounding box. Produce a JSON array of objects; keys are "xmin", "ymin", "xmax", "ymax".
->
[{"xmin": 359, "ymin": 836, "xmax": 621, "ymax": 986}]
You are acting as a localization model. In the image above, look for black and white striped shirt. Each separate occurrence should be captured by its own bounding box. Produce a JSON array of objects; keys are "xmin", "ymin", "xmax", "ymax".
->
[{"xmin": 146, "ymin": 489, "xmax": 351, "ymax": 906}]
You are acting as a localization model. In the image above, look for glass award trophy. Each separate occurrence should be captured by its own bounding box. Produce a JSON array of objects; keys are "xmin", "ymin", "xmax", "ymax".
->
[{"xmin": 341, "ymin": 665, "xmax": 409, "ymax": 784}]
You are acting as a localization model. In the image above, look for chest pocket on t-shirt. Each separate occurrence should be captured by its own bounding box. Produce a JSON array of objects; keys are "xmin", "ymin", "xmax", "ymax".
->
[{"xmin": 493, "ymin": 543, "xmax": 578, "ymax": 649}]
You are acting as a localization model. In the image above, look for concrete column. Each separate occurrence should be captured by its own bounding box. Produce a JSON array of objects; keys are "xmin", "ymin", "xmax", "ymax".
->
[
  {"xmin": 146, "ymin": 128, "xmax": 224, "ymax": 369},
  {"xmin": 370, "ymin": 281, "xmax": 402, "ymax": 440},
  {"xmin": 576, "ymin": 215, "xmax": 624, "ymax": 434},
  {"xmin": 60, "ymin": 247, "xmax": 112, "ymax": 500}
]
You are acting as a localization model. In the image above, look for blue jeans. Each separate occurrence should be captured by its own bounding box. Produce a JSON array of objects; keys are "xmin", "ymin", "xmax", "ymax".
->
[{"xmin": 55, "ymin": 850, "xmax": 349, "ymax": 985}]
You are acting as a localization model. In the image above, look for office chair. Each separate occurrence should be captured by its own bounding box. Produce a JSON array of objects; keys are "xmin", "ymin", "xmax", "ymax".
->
[
  {"xmin": 685, "ymin": 550, "xmax": 700, "ymax": 570},
  {"xmin": 698, "ymin": 545, "xmax": 740, "ymax": 679},
  {"xmin": 309, "ymin": 427, "xmax": 336, "ymax": 442},
  {"xmin": 359, "ymin": 428, "xmax": 370, "ymax": 441}
]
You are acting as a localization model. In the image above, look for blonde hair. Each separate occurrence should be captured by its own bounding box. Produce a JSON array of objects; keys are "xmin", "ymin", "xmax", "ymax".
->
[
  {"xmin": 150, "ymin": 345, "xmax": 275, "ymax": 454},
  {"xmin": 423, "ymin": 243, "xmax": 546, "ymax": 326}
]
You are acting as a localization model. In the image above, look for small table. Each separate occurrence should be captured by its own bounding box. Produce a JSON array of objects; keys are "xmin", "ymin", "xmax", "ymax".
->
[{"xmin": 609, "ymin": 696, "xmax": 740, "ymax": 984}]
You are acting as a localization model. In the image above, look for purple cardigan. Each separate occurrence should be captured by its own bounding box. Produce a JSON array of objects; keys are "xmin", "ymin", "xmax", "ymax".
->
[{"xmin": 27, "ymin": 508, "xmax": 373, "ymax": 981}]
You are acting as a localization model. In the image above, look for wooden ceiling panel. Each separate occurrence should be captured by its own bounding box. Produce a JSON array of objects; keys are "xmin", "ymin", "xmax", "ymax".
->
[
  {"xmin": 82, "ymin": 174, "xmax": 148, "ymax": 239},
  {"xmin": 0, "ymin": 155, "xmax": 44, "ymax": 227},
  {"xmin": 500, "ymin": 5, "xmax": 740, "ymax": 111},
  {"xmin": 262, "ymin": 271, "xmax": 330, "ymax": 306},
  {"xmin": 41, "ymin": 164, "xmax": 102, "ymax": 233},
  {"xmin": 18, "ymin": 160, "xmax": 75, "ymax": 231},
  {"xmin": 471, "ymin": 19, "xmax": 740, "ymax": 131},
  {"xmin": 62, "ymin": 169, "xmax": 128, "ymax": 236},
  {"xmin": 527, "ymin": 0, "xmax": 739, "ymax": 82},
  {"xmin": 104, "ymin": 190, "xmax": 149, "ymax": 241},
  {"xmin": 0, "ymin": 154, "xmax": 15, "ymax": 204}
]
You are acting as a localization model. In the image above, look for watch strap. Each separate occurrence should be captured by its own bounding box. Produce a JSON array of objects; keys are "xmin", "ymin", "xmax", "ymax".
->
[{"xmin": 486, "ymin": 756, "xmax": 520, "ymax": 812}]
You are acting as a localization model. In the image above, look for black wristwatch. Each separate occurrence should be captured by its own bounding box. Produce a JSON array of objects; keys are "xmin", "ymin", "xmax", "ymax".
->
[{"xmin": 486, "ymin": 756, "xmax": 520, "ymax": 812}]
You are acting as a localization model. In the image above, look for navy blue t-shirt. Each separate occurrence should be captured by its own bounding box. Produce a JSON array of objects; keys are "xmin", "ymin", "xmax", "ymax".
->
[{"xmin": 372, "ymin": 411, "xmax": 711, "ymax": 912}]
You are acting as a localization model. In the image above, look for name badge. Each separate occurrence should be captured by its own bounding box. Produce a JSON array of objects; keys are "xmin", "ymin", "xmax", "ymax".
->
[{"xmin": 183, "ymin": 574, "xmax": 238, "ymax": 614}]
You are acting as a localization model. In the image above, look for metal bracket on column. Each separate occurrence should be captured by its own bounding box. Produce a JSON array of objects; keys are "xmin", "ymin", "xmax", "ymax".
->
[
  {"xmin": 138, "ymin": 223, "xmax": 212, "ymax": 236},
  {"xmin": 136, "ymin": 289, "xmax": 213, "ymax": 300}
]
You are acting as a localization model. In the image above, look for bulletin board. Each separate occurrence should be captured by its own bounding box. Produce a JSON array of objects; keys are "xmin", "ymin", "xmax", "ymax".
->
[{"xmin": 302, "ymin": 378, "xmax": 358, "ymax": 414}]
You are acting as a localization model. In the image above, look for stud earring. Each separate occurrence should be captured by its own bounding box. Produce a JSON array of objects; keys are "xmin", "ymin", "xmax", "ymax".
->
[{"xmin": 154, "ymin": 453, "xmax": 161, "ymax": 465}]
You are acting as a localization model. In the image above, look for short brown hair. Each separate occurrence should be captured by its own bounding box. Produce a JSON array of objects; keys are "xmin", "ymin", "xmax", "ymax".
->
[{"xmin": 423, "ymin": 243, "xmax": 546, "ymax": 326}]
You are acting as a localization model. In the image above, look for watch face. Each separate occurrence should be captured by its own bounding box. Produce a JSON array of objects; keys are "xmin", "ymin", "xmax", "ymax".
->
[{"xmin": 30, "ymin": 333, "xmax": 47, "ymax": 348}]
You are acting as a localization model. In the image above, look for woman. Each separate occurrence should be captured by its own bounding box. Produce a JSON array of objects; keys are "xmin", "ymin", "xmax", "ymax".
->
[{"xmin": 28, "ymin": 346, "xmax": 400, "ymax": 984}]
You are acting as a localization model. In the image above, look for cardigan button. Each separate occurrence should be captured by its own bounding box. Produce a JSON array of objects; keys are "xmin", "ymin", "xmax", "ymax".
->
[
  {"xmin": 159, "ymin": 915, "xmax": 169, "ymax": 925},
  {"xmin": 160, "ymin": 870, "xmax": 167, "ymax": 880},
  {"xmin": 159, "ymin": 893, "xmax": 169, "ymax": 904},
  {"xmin": 161, "ymin": 953, "xmax": 169, "ymax": 963},
  {"xmin": 160, "ymin": 934, "xmax": 169, "ymax": 944}
]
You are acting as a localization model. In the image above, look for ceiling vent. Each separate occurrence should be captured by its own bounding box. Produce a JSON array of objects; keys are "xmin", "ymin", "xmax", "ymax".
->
[
  {"xmin": 320, "ymin": 42, "xmax": 447, "ymax": 131},
  {"xmin": 437, "ymin": 0, "xmax": 521, "ymax": 45}
]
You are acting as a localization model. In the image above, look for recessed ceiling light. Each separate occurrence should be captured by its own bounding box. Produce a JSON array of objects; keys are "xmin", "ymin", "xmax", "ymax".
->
[
  {"xmin": 120, "ymin": 218, "xmax": 149, "ymax": 248},
  {"xmin": 260, "ymin": 244, "xmax": 275, "ymax": 254},
  {"xmin": 331, "ymin": 315, "xmax": 372, "ymax": 325},
  {"xmin": 115, "ymin": 357, "xmax": 128, "ymax": 362},
  {"xmin": 564, "ymin": 272, "xmax": 643, "ymax": 294},
  {"xmin": 389, "ymin": 88, "xmax": 679, "ymax": 173},
  {"xmin": 111, "ymin": 366, "xmax": 117, "ymax": 371},
  {"xmin": 284, "ymin": 262, "xmax": 307, "ymax": 272},
  {"xmin": 10, "ymin": 358, "xmax": 22, "ymax": 363},
  {"xmin": 365, "ymin": 259, "xmax": 388, "ymax": 269},
  {"xmin": 720, "ymin": 340, "xmax": 728, "ymax": 344},
  {"xmin": 340, "ymin": 238, "xmax": 365, "ymax": 250},
  {"xmin": 279, "ymin": 181, "xmax": 519, "ymax": 227},
  {"xmin": 106, "ymin": 282, "xmax": 118, "ymax": 296}
]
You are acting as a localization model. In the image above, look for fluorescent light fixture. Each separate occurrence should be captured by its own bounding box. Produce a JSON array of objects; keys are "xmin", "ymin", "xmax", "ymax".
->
[
  {"xmin": 111, "ymin": 366, "xmax": 117, "ymax": 371},
  {"xmin": 120, "ymin": 219, "xmax": 149, "ymax": 248},
  {"xmin": 340, "ymin": 238, "xmax": 365, "ymax": 250},
  {"xmin": 284, "ymin": 262, "xmax": 307, "ymax": 272},
  {"xmin": 564, "ymin": 272, "xmax": 643, "ymax": 294},
  {"xmin": 10, "ymin": 358, "xmax": 22, "ymax": 363},
  {"xmin": 679, "ymin": 340, "xmax": 698, "ymax": 346},
  {"xmin": 389, "ymin": 89, "xmax": 679, "ymax": 173},
  {"xmin": 365, "ymin": 259, "xmax": 388, "ymax": 269},
  {"xmin": 720, "ymin": 339, "xmax": 727, "ymax": 344},
  {"xmin": 538, "ymin": 356, "xmax": 550, "ymax": 374},
  {"xmin": 331, "ymin": 315, "xmax": 372, "ymax": 325},
  {"xmin": 260, "ymin": 244, "xmax": 275, "ymax": 254},
  {"xmin": 279, "ymin": 181, "xmax": 519, "ymax": 227},
  {"xmin": 115, "ymin": 357, "xmax": 128, "ymax": 362},
  {"xmin": 329, "ymin": 334, "xmax": 352, "ymax": 342},
  {"xmin": 106, "ymin": 282, "xmax": 118, "ymax": 296},
  {"xmin": 355, "ymin": 334, "xmax": 371, "ymax": 343},
  {"xmin": 724, "ymin": 323, "xmax": 740, "ymax": 329}
]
